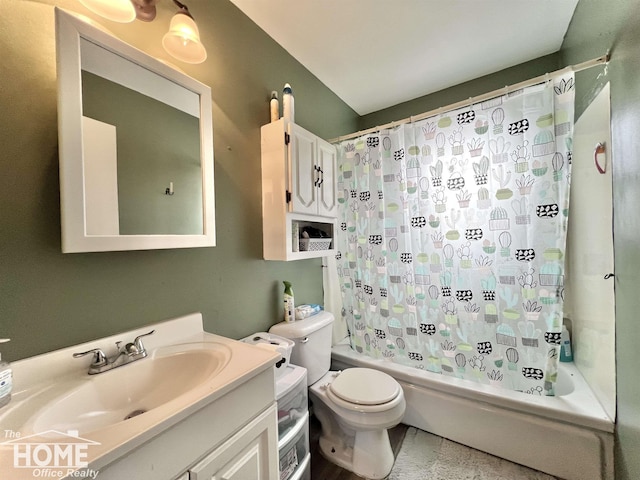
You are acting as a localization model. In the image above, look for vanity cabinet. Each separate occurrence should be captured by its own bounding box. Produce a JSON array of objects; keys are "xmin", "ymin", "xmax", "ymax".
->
[{"xmin": 261, "ymin": 119, "xmax": 337, "ymax": 261}]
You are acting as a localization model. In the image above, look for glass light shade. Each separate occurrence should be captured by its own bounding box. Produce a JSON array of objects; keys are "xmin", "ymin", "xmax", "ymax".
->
[
  {"xmin": 78, "ymin": 0, "xmax": 136, "ymax": 23},
  {"xmin": 162, "ymin": 13, "xmax": 207, "ymax": 64}
]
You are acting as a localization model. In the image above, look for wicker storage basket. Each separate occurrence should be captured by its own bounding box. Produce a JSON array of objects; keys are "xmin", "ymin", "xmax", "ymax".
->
[{"xmin": 299, "ymin": 238, "xmax": 332, "ymax": 251}]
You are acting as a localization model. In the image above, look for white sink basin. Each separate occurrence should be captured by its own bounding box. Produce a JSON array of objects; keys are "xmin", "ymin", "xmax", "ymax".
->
[{"xmin": 25, "ymin": 342, "xmax": 231, "ymax": 436}]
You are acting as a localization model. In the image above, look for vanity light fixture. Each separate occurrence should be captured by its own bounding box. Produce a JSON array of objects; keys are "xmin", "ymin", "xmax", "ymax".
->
[
  {"xmin": 162, "ymin": 0, "xmax": 208, "ymax": 64},
  {"xmin": 77, "ymin": 0, "xmax": 207, "ymax": 64},
  {"xmin": 131, "ymin": 0, "xmax": 159, "ymax": 22}
]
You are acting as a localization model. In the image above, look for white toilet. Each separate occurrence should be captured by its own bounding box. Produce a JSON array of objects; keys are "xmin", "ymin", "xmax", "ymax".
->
[{"xmin": 270, "ymin": 312, "xmax": 406, "ymax": 479}]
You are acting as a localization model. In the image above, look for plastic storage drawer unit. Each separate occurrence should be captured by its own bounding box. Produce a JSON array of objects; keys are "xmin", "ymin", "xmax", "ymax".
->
[
  {"xmin": 276, "ymin": 365, "xmax": 308, "ymax": 438},
  {"xmin": 278, "ymin": 412, "xmax": 310, "ymax": 480}
]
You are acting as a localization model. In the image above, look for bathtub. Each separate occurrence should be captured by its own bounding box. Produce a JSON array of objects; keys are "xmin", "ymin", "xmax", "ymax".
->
[{"xmin": 331, "ymin": 343, "xmax": 614, "ymax": 480}]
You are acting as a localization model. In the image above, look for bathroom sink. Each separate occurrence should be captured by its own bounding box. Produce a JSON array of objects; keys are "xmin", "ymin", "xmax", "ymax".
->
[
  {"xmin": 0, "ymin": 313, "xmax": 281, "ymax": 478},
  {"xmin": 26, "ymin": 342, "xmax": 231, "ymax": 436}
]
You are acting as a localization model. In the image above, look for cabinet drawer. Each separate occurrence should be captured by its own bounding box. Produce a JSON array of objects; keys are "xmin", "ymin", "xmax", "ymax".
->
[
  {"xmin": 288, "ymin": 453, "xmax": 310, "ymax": 480},
  {"xmin": 276, "ymin": 365, "xmax": 308, "ymax": 439}
]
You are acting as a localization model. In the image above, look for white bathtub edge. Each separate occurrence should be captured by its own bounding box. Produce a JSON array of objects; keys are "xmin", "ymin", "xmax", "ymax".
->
[
  {"xmin": 331, "ymin": 344, "xmax": 613, "ymax": 433},
  {"xmin": 331, "ymin": 344, "xmax": 614, "ymax": 480}
]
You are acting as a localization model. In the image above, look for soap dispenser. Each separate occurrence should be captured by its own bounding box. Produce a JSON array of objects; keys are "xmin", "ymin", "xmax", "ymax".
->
[
  {"xmin": 559, "ymin": 326, "xmax": 573, "ymax": 362},
  {"xmin": 0, "ymin": 339, "xmax": 12, "ymax": 408}
]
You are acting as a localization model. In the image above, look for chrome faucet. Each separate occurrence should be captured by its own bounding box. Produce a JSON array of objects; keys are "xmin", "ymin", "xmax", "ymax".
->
[{"xmin": 73, "ymin": 330, "xmax": 155, "ymax": 375}]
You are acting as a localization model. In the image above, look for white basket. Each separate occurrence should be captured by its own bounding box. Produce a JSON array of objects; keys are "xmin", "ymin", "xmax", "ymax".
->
[
  {"xmin": 241, "ymin": 332, "xmax": 294, "ymax": 378},
  {"xmin": 299, "ymin": 238, "xmax": 332, "ymax": 251}
]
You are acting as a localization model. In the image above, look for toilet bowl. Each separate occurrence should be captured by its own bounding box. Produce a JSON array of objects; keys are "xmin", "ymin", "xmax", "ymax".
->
[
  {"xmin": 269, "ymin": 312, "xmax": 406, "ymax": 479},
  {"xmin": 309, "ymin": 368, "xmax": 406, "ymax": 479}
]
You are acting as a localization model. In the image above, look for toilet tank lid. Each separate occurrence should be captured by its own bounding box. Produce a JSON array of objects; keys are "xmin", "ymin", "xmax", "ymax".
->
[{"xmin": 269, "ymin": 311, "xmax": 334, "ymax": 339}]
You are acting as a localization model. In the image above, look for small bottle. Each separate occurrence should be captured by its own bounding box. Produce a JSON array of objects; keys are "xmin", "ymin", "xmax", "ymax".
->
[
  {"xmin": 560, "ymin": 325, "xmax": 573, "ymax": 362},
  {"xmin": 283, "ymin": 281, "xmax": 295, "ymax": 323},
  {"xmin": 0, "ymin": 339, "xmax": 12, "ymax": 409},
  {"xmin": 269, "ymin": 91, "xmax": 279, "ymax": 123},
  {"xmin": 282, "ymin": 83, "xmax": 294, "ymax": 123}
]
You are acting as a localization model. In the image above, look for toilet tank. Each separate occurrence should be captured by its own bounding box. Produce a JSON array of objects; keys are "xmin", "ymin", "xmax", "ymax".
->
[{"xmin": 269, "ymin": 311, "xmax": 334, "ymax": 385}]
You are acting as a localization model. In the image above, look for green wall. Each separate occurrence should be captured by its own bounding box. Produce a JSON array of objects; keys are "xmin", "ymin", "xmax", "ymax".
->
[
  {"xmin": 359, "ymin": 53, "xmax": 562, "ymax": 131},
  {"xmin": 0, "ymin": 0, "xmax": 358, "ymax": 361}
]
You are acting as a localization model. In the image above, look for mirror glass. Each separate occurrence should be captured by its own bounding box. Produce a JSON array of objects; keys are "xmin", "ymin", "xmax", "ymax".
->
[{"xmin": 56, "ymin": 8, "xmax": 215, "ymax": 252}]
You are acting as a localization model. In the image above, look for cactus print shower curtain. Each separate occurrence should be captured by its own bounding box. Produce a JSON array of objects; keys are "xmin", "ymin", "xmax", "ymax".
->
[{"xmin": 334, "ymin": 73, "xmax": 574, "ymax": 395}]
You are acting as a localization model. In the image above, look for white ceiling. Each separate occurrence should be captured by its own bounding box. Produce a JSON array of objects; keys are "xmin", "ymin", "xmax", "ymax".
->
[{"xmin": 230, "ymin": 0, "xmax": 579, "ymax": 115}]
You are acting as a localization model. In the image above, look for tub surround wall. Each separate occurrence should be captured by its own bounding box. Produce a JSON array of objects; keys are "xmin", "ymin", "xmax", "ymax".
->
[
  {"xmin": 561, "ymin": 1, "xmax": 640, "ymax": 479},
  {"xmin": 565, "ymin": 83, "xmax": 616, "ymax": 422}
]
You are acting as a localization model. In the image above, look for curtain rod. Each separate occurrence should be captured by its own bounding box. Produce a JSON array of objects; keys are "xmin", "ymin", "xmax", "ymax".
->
[{"xmin": 329, "ymin": 54, "xmax": 609, "ymax": 143}]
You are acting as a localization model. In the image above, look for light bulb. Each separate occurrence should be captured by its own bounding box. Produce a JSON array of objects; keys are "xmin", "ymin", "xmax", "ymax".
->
[{"xmin": 78, "ymin": 0, "xmax": 136, "ymax": 23}]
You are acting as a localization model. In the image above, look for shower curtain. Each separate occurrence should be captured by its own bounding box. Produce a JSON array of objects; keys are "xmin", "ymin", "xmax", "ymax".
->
[{"xmin": 333, "ymin": 73, "xmax": 574, "ymax": 395}]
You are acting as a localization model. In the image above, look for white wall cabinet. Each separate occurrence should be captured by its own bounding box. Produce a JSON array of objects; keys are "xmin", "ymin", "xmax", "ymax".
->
[
  {"xmin": 288, "ymin": 123, "xmax": 337, "ymax": 217},
  {"xmin": 261, "ymin": 119, "xmax": 337, "ymax": 261}
]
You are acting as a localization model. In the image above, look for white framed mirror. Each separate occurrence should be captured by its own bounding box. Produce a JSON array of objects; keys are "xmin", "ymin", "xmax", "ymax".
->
[{"xmin": 55, "ymin": 8, "xmax": 215, "ymax": 253}]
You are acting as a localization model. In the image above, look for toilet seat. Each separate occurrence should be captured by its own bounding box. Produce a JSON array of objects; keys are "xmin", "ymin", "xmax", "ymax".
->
[
  {"xmin": 330, "ymin": 368, "xmax": 400, "ymax": 405},
  {"xmin": 318, "ymin": 368, "xmax": 403, "ymax": 414}
]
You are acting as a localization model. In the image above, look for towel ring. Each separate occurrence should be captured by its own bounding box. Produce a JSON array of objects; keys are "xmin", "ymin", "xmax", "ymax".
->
[{"xmin": 595, "ymin": 142, "xmax": 607, "ymax": 174}]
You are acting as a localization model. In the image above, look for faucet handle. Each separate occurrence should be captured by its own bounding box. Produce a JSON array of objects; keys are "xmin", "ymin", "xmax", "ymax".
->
[
  {"xmin": 133, "ymin": 330, "xmax": 156, "ymax": 353},
  {"xmin": 72, "ymin": 348, "xmax": 108, "ymax": 367},
  {"xmin": 115, "ymin": 340, "xmax": 140, "ymax": 355}
]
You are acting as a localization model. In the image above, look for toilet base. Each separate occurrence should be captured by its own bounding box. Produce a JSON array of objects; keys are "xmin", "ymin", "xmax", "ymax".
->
[{"xmin": 318, "ymin": 427, "xmax": 395, "ymax": 479}]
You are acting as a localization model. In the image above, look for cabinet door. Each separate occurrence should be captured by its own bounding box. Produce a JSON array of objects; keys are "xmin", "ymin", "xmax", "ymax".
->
[
  {"xmin": 316, "ymin": 138, "xmax": 337, "ymax": 217},
  {"xmin": 189, "ymin": 405, "xmax": 278, "ymax": 480},
  {"xmin": 289, "ymin": 124, "xmax": 317, "ymax": 215}
]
